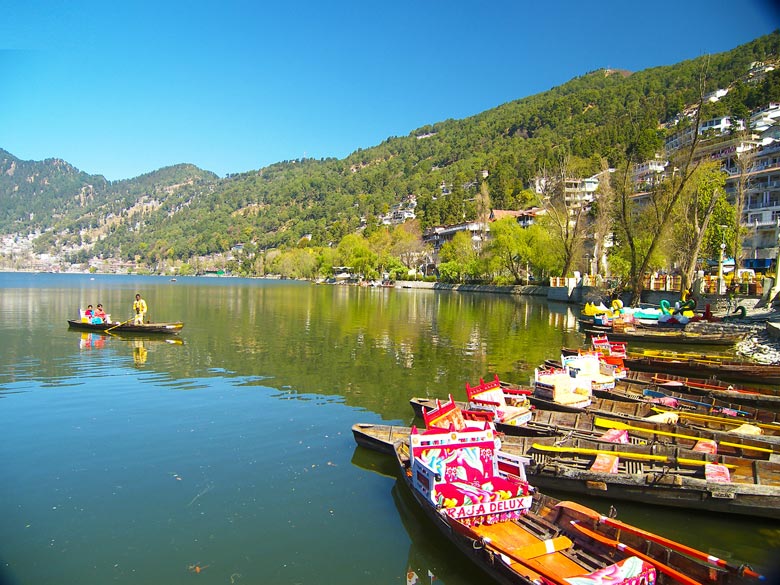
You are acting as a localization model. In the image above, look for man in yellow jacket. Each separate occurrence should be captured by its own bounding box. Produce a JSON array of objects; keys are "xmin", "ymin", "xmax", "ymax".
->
[{"xmin": 133, "ymin": 293, "xmax": 148, "ymax": 324}]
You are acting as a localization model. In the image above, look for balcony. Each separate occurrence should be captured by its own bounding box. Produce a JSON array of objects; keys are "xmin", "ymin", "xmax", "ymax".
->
[{"xmin": 745, "ymin": 200, "xmax": 780, "ymax": 210}]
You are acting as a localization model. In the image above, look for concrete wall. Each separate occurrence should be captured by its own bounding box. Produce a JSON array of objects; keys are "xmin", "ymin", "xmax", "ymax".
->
[
  {"xmin": 395, "ymin": 280, "xmax": 763, "ymax": 311},
  {"xmin": 396, "ymin": 281, "xmax": 549, "ymax": 296}
]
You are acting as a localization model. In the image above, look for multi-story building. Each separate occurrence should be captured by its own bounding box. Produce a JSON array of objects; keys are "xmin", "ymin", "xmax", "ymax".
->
[
  {"xmin": 422, "ymin": 221, "xmax": 486, "ymax": 254},
  {"xmin": 732, "ymin": 136, "xmax": 780, "ymax": 270},
  {"xmin": 652, "ymin": 100, "xmax": 780, "ymax": 272}
]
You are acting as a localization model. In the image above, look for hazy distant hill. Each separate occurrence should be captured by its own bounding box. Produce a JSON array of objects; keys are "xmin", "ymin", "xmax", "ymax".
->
[{"xmin": 2, "ymin": 31, "xmax": 779, "ymax": 265}]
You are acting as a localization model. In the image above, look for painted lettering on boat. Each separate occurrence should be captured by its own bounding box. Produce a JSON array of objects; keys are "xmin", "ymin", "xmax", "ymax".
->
[{"xmin": 442, "ymin": 495, "xmax": 532, "ymax": 519}]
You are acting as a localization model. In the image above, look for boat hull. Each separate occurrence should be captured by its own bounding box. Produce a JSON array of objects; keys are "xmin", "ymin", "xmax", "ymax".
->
[
  {"xmin": 383, "ymin": 436, "xmax": 762, "ymax": 583},
  {"xmin": 582, "ymin": 327, "xmax": 744, "ymax": 346},
  {"xmin": 356, "ymin": 424, "xmax": 780, "ymax": 519},
  {"xmin": 67, "ymin": 319, "xmax": 184, "ymax": 334},
  {"xmin": 623, "ymin": 355, "xmax": 780, "ymax": 385}
]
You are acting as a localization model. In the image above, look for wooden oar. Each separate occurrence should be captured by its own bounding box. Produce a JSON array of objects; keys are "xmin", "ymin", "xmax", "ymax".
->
[
  {"xmin": 555, "ymin": 503, "xmax": 766, "ymax": 581},
  {"xmin": 637, "ymin": 349, "xmax": 732, "ymax": 362},
  {"xmin": 106, "ymin": 317, "xmax": 133, "ymax": 333},
  {"xmin": 651, "ymin": 407, "xmax": 780, "ymax": 430},
  {"xmin": 569, "ymin": 520, "xmax": 703, "ymax": 585},
  {"xmin": 531, "ymin": 442, "xmax": 736, "ymax": 468},
  {"xmin": 593, "ymin": 417, "xmax": 774, "ymax": 454}
]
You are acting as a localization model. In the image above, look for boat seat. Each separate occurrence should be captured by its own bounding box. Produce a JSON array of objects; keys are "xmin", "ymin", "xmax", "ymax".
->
[
  {"xmin": 422, "ymin": 395, "xmax": 471, "ymax": 430},
  {"xmin": 513, "ymin": 535, "xmax": 572, "ymax": 559},
  {"xmin": 410, "ymin": 425, "xmax": 531, "ymax": 526},
  {"xmin": 466, "ymin": 375, "xmax": 531, "ymax": 424},
  {"xmin": 564, "ymin": 556, "xmax": 656, "ymax": 585}
]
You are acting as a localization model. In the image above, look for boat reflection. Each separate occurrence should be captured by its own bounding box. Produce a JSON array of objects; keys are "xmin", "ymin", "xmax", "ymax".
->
[
  {"xmin": 350, "ymin": 446, "xmax": 482, "ymax": 585},
  {"xmin": 391, "ymin": 480, "xmax": 483, "ymax": 585},
  {"xmin": 73, "ymin": 331, "xmax": 184, "ymax": 366},
  {"xmin": 79, "ymin": 332, "xmax": 107, "ymax": 350}
]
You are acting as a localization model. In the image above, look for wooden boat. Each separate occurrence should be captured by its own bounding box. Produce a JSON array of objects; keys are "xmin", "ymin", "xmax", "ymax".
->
[
  {"xmin": 560, "ymin": 345, "xmax": 780, "ymax": 410},
  {"xmin": 622, "ymin": 353, "xmax": 780, "ymax": 385},
  {"xmin": 523, "ymin": 435, "xmax": 780, "ymax": 519},
  {"xmin": 67, "ymin": 319, "xmax": 184, "ymax": 334},
  {"xmin": 620, "ymin": 369, "xmax": 780, "ymax": 410},
  {"xmin": 386, "ymin": 424, "xmax": 764, "ymax": 584},
  {"xmin": 524, "ymin": 409, "xmax": 780, "ymax": 458},
  {"xmin": 607, "ymin": 382, "xmax": 780, "ymax": 423},
  {"xmin": 582, "ymin": 326, "xmax": 745, "ymax": 346},
  {"xmin": 355, "ymin": 423, "xmax": 780, "ymax": 521},
  {"xmin": 546, "ymin": 361, "xmax": 780, "ymax": 420},
  {"xmin": 646, "ymin": 407, "xmax": 780, "ymax": 442},
  {"xmin": 407, "ymin": 396, "xmax": 780, "ymax": 457},
  {"xmin": 465, "ymin": 374, "xmax": 534, "ymax": 426},
  {"xmin": 352, "ymin": 422, "xmax": 409, "ymax": 454}
]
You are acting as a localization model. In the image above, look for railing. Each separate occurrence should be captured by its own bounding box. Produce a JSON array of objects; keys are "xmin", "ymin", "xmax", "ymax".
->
[
  {"xmin": 549, "ymin": 276, "xmax": 575, "ymax": 288},
  {"xmin": 641, "ymin": 274, "xmax": 682, "ymax": 292}
]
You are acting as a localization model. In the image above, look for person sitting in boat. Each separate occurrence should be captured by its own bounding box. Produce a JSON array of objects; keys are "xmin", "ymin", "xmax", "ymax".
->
[
  {"xmin": 84, "ymin": 305, "xmax": 94, "ymax": 319},
  {"xmin": 92, "ymin": 304, "xmax": 107, "ymax": 324},
  {"xmin": 133, "ymin": 293, "xmax": 148, "ymax": 325}
]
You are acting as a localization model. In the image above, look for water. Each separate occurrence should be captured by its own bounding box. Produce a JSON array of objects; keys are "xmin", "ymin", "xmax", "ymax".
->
[{"xmin": 0, "ymin": 272, "xmax": 776, "ymax": 585}]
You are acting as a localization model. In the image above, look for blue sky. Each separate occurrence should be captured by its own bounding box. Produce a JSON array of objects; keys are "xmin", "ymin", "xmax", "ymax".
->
[{"xmin": 1, "ymin": 1, "xmax": 778, "ymax": 181}]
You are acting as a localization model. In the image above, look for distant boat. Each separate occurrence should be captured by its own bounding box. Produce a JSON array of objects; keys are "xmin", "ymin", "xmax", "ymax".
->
[{"xmin": 67, "ymin": 319, "xmax": 184, "ymax": 335}]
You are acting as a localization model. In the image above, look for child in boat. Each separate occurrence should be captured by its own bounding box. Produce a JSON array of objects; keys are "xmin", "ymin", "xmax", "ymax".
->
[
  {"xmin": 93, "ymin": 304, "xmax": 107, "ymax": 324},
  {"xmin": 84, "ymin": 305, "xmax": 94, "ymax": 322}
]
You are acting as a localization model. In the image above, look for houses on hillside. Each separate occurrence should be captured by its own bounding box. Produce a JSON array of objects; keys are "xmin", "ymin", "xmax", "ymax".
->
[{"xmin": 420, "ymin": 86, "xmax": 780, "ymax": 278}]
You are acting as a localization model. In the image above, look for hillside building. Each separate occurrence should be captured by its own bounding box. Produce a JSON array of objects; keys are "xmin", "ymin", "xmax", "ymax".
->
[{"xmin": 656, "ymin": 101, "xmax": 780, "ymax": 271}]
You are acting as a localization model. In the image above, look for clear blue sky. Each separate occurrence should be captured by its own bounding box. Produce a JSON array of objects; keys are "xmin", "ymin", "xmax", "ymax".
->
[{"xmin": 1, "ymin": 1, "xmax": 778, "ymax": 181}]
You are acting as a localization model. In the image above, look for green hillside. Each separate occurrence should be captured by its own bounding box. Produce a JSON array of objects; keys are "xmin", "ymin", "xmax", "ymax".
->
[{"xmin": 2, "ymin": 31, "xmax": 779, "ymax": 268}]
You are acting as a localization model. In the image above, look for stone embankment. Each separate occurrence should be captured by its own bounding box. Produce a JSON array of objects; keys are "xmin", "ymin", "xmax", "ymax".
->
[
  {"xmin": 394, "ymin": 280, "xmax": 780, "ymax": 364},
  {"xmin": 687, "ymin": 314, "xmax": 780, "ymax": 364}
]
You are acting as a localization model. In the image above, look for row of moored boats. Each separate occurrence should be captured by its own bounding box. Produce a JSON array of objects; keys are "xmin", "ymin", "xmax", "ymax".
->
[{"xmin": 352, "ymin": 334, "xmax": 778, "ymax": 585}]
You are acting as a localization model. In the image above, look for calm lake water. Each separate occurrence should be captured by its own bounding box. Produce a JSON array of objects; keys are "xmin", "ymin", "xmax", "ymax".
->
[{"xmin": 0, "ymin": 272, "xmax": 776, "ymax": 585}]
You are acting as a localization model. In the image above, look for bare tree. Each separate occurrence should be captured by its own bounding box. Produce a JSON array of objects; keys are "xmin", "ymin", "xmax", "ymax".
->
[
  {"xmin": 671, "ymin": 161, "xmax": 728, "ymax": 292},
  {"xmin": 476, "ymin": 181, "xmax": 492, "ymax": 238},
  {"xmin": 590, "ymin": 159, "xmax": 614, "ymax": 277},
  {"xmin": 613, "ymin": 67, "xmax": 708, "ymax": 306},
  {"xmin": 730, "ymin": 131, "xmax": 758, "ymax": 273},
  {"xmin": 539, "ymin": 156, "xmax": 589, "ymax": 277}
]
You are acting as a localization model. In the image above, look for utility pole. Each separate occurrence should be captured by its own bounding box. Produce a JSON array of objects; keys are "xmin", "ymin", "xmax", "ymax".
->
[{"xmin": 717, "ymin": 241, "xmax": 726, "ymax": 295}]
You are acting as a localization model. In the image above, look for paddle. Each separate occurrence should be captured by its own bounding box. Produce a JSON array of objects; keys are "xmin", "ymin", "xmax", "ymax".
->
[
  {"xmin": 106, "ymin": 317, "xmax": 134, "ymax": 333},
  {"xmin": 593, "ymin": 417, "xmax": 774, "ymax": 454},
  {"xmin": 555, "ymin": 502, "xmax": 766, "ymax": 581},
  {"xmin": 569, "ymin": 521, "xmax": 704, "ymax": 585},
  {"xmin": 651, "ymin": 407, "xmax": 780, "ymax": 430},
  {"xmin": 530, "ymin": 442, "xmax": 736, "ymax": 468}
]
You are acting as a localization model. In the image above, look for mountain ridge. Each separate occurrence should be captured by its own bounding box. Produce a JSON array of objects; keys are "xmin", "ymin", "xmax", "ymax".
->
[{"xmin": 2, "ymin": 31, "xmax": 779, "ymax": 268}]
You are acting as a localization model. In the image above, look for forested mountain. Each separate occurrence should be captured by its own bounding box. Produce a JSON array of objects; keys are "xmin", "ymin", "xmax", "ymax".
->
[{"xmin": 2, "ymin": 32, "xmax": 779, "ymax": 267}]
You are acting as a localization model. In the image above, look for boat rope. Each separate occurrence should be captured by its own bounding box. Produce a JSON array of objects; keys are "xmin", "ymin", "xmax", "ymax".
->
[{"xmin": 554, "ymin": 430, "xmax": 575, "ymax": 446}]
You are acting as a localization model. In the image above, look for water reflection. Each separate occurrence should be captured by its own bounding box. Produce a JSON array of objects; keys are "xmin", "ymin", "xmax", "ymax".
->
[
  {"xmin": 1, "ymin": 273, "xmax": 773, "ymax": 583},
  {"xmin": 350, "ymin": 446, "xmax": 486, "ymax": 585},
  {"xmin": 71, "ymin": 330, "xmax": 185, "ymax": 369},
  {"xmin": 79, "ymin": 332, "xmax": 107, "ymax": 350}
]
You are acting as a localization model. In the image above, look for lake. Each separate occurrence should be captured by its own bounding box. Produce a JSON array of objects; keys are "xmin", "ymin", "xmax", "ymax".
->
[{"xmin": 0, "ymin": 272, "xmax": 775, "ymax": 585}]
